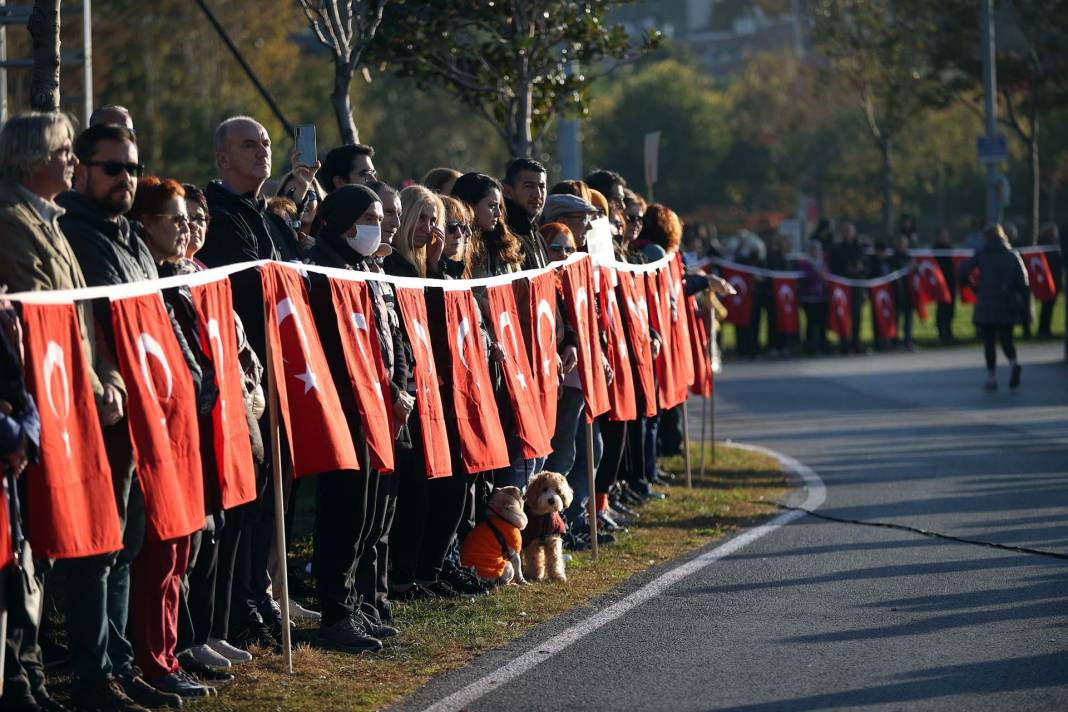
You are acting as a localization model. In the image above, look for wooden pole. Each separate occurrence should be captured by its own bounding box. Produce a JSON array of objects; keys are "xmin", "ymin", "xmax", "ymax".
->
[
  {"xmin": 682, "ymin": 399, "xmax": 692, "ymax": 488},
  {"xmin": 708, "ymin": 310, "xmax": 717, "ymax": 465},
  {"xmin": 263, "ymin": 301, "xmax": 293, "ymax": 673},
  {"xmin": 585, "ymin": 420, "xmax": 598, "ymax": 559}
]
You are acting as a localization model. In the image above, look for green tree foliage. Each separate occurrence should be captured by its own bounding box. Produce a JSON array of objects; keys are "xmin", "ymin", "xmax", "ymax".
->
[
  {"xmin": 369, "ymin": 0, "xmax": 661, "ymax": 157},
  {"xmin": 585, "ymin": 59, "xmax": 731, "ymax": 213}
]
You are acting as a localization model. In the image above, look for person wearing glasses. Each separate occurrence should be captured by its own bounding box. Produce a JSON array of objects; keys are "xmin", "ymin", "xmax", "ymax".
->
[
  {"xmin": 541, "ymin": 194, "xmax": 599, "ymax": 251},
  {"xmin": 317, "ymin": 143, "xmax": 377, "ymax": 194},
  {"xmin": 540, "ymin": 222, "xmax": 576, "ymax": 263},
  {"xmin": 58, "ymin": 123, "xmax": 204, "ymax": 708}
]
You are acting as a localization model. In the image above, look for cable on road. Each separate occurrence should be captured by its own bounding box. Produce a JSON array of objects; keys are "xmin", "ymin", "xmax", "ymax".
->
[{"xmin": 766, "ymin": 503, "xmax": 1068, "ymax": 562}]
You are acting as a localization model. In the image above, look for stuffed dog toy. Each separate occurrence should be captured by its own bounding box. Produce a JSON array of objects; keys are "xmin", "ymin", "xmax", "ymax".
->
[
  {"xmin": 460, "ymin": 486, "xmax": 528, "ymax": 586},
  {"xmin": 522, "ymin": 471, "xmax": 573, "ymax": 581}
]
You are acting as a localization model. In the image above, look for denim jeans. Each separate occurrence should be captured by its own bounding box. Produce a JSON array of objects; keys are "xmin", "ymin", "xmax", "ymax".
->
[
  {"xmin": 565, "ymin": 418, "xmax": 602, "ymax": 524},
  {"xmin": 544, "ymin": 387, "xmax": 585, "ymax": 476}
]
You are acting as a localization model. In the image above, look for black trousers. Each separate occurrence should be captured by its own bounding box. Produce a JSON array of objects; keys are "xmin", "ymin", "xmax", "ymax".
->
[
  {"xmin": 936, "ymin": 300, "xmax": 956, "ymax": 341},
  {"xmin": 658, "ymin": 405, "xmax": 683, "ymax": 457},
  {"xmin": 356, "ymin": 467, "xmax": 399, "ymax": 624},
  {"xmin": 211, "ymin": 506, "xmax": 242, "ymax": 640},
  {"xmin": 229, "ymin": 480, "xmax": 273, "ymax": 627},
  {"xmin": 803, "ymin": 300, "xmax": 828, "ymax": 353},
  {"xmin": 313, "ymin": 467, "xmax": 371, "ymax": 627},
  {"xmin": 595, "ymin": 418, "xmax": 628, "ymax": 495},
  {"xmin": 1, "ymin": 544, "xmax": 48, "ymax": 708},
  {"xmin": 1038, "ymin": 298, "xmax": 1056, "ymax": 336},
  {"xmin": 177, "ymin": 523, "xmax": 222, "ymax": 651},
  {"xmin": 980, "ymin": 324, "xmax": 1017, "ymax": 370},
  {"xmin": 390, "ymin": 415, "xmax": 469, "ymax": 586}
]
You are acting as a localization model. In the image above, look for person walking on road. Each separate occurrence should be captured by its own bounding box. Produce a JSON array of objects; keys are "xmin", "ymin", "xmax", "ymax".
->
[{"xmin": 957, "ymin": 224, "xmax": 1030, "ymax": 392}]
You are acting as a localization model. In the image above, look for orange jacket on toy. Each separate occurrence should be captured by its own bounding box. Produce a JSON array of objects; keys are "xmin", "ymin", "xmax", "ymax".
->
[{"xmin": 460, "ymin": 517, "xmax": 522, "ymax": 579}]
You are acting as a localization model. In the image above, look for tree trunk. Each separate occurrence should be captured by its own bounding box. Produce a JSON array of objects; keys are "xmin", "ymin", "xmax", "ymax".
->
[
  {"xmin": 27, "ymin": 0, "xmax": 61, "ymax": 112},
  {"xmin": 881, "ymin": 134, "xmax": 895, "ymax": 239},
  {"xmin": 1028, "ymin": 112, "xmax": 1040, "ymax": 244},
  {"xmin": 508, "ymin": 79, "xmax": 534, "ymax": 157},
  {"xmin": 332, "ymin": 64, "xmax": 358, "ymax": 146}
]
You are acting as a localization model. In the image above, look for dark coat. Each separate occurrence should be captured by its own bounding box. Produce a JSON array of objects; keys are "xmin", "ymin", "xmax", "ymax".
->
[
  {"xmin": 505, "ymin": 196, "xmax": 547, "ymax": 270},
  {"xmin": 958, "ymin": 241, "xmax": 1030, "ymax": 326}
]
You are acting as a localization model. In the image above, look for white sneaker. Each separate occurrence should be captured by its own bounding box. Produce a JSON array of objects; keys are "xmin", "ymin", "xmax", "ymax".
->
[
  {"xmin": 286, "ymin": 598, "xmax": 322, "ymax": 622},
  {"xmin": 207, "ymin": 637, "xmax": 253, "ymax": 663},
  {"xmin": 190, "ymin": 642, "xmax": 231, "ymax": 670}
]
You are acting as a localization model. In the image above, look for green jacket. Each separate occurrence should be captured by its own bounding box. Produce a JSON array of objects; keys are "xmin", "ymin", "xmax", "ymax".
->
[{"xmin": 0, "ymin": 179, "xmax": 123, "ymax": 401}]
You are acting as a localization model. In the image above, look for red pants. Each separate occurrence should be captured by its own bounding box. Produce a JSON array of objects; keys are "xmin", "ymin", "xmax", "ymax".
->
[{"xmin": 130, "ymin": 535, "xmax": 191, "ymax": 679}]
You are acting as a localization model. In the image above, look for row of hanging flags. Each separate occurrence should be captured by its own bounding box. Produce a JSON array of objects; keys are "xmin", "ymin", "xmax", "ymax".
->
[
  {"xmin": 707, "ymin": 246, "xmax": 1061, "ymax": 342},
  {"xmin": 1, "ymin": 252, "xmax": 715, "ymax": 567}
]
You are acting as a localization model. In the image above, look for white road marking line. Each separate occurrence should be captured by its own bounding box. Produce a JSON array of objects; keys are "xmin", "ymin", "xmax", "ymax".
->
[{"xmin": 417, "ymin": 443, "xmax": 826, "ymax": 712}]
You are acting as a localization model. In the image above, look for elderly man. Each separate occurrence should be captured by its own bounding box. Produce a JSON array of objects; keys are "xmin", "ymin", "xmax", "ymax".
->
[{"xmin": 541, "ymin": 194, "xmax": 599, "ymax": 250}]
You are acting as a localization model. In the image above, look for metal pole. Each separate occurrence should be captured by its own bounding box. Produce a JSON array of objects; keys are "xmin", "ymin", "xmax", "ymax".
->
[
  {"xmin": 558, "ymin": 60, "xmax": 581, "ymax": 179},
  {"xmin": 0, "ymin": 0, "xmax": 7, "ymax": 125},
  {"xmin": 981, "ymin": 0, "xmax": 1001, "ymax": 226},
  {"xmin": 585, "ymin": 421, "xmax": 598, "ymax": 559},
  {"xmin": 263, "ymin": 301, "xmax": 293, "ymax": 673},
  {"xmin": 82, "ymin": 0, "xmax": 92, "ymax": 128}
]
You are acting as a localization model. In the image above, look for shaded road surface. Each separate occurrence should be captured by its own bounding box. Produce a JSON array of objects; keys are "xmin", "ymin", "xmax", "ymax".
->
[{"xmin": 398, "ymin": 343, "xmax": 1068, "ymax": 711}]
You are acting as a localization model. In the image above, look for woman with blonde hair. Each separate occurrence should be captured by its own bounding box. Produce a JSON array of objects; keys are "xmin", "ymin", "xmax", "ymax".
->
[{"xmin": 384, "ymin": 184, "xmax": 444, "ymax": 279}]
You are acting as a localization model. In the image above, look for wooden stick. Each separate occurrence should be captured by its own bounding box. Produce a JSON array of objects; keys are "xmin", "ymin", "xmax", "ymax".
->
[
  {"xmin": 263, "ymin": 301, "xmax": 293, "ymax": 673},
  {"xmin": 585, "ymin": 420, "xmax": 598, "ymax": 559},
  {"xmin": 704, "ymin": 307, "xmax": 714, "ymax": 471},
  {"xmin": 682, "ymin": 399, "xmax": 692, "ymax": 488}
]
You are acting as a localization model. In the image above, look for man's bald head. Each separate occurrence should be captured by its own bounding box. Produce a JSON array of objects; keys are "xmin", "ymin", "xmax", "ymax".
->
[{"xmin": 214, "ymin": 116, "xmax": 272, "ymax": 196}]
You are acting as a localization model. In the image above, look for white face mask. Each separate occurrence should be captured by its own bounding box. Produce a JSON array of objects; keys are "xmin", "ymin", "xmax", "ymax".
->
[{"xmin": 345, "ymin": 224, "xmax": 382, "ymax": 256}]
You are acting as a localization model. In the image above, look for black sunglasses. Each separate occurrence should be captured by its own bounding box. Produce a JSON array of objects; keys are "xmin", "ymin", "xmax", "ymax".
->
[
  {"xmin": 84, "ymin": 160, "xmax": 144, "ymax": 178},
  {"xmin": 626, "ymin": 214, "xmax": 644, "ymax": 225},
  {"xmin": 446, "ymin": 221, "xmax": 471, "ymax": 235}
]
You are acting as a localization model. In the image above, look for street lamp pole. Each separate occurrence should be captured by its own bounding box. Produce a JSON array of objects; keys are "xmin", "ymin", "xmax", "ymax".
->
[{"xmin": 980, "ymin": 0, "xmax": 1001, "ymax": 226}]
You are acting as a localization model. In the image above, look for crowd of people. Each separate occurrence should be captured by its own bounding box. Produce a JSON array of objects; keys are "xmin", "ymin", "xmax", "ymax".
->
[
  {"xmin": 0, "ymin": 107, "xmax": 727, "ymax": 712},
  {"xmin": 691, "ymin": 216, "xmax": 1064, "ymax": 360}
]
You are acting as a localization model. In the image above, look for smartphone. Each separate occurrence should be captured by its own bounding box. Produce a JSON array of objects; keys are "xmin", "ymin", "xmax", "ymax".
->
[{"xmin": 295, "ymin": 124, "xmax": 317, "ymax": 166}]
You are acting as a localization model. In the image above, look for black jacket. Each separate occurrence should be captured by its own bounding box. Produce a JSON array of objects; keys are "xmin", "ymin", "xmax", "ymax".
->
[
  {"xmin": 57, "ymin": 191, "xmax": 203, "ymax": 397},
  {"xmin": 505, "ymin": 196, "xmax": 546, "ymax": 270},
  {"xmin": 958, "ymin": 241, "xmax": 1030, "ymax": 326}
]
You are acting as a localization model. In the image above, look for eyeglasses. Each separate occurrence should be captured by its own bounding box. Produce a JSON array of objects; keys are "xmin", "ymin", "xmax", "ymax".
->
[
  {"xmin": 146, "ymin": 213, "xmax": 190, "ymax": 227},
  {"xmin": 446, "ymin": 221, "xmax": 471, "ymax": 236},
  {"xmin": 548, "ymin": 243, "xmax": 575, "ymax": 254},
  {"xmin": 83, "ymin": 160, "xmax": 144, "ymax": 178},
  {"xmin": 188, "ymin": 216, "xmax": 208, "ymax": 227},
  {"xmin": 563, "ymin": 214, "xmax": 594, "ymax": 227},
  {"xmin": 626, "ymin": 214, "xmax": 644, "ymax": 225}
]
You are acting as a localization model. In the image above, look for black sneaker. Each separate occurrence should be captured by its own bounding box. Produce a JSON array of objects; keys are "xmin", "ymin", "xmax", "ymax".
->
[
  {"xmin": 1010, "ymin": 364, "xmax": 1022, "ymax": 389},
  {"xmin": 178, "ymin": 652, "xmax": 235, "ymax": 684},
  {"xmin": 145, "ymin": 671, "xmax": 214, "ymax": 698},
  {"xmin": 31, "ymin": 688, "xmax": 73, "ymax": 712},
  {"xmin": 420, "ymin": 578, "xmax": 461, "ymax": 598},
  {"xmin": 390, "ymin": 582, "xmax": 437, "ymax": 602},
  {"xmin": 229, "ymin": 615, "xmax": 279, "ymax": 651},
  {"xmin": 318, "ymin": 619, "xmax": 383, "ymax": 653},
  {"xmin": 115, "ymin": 671, "xmax": 183, "ymax": 709},
  {"xmin": 352, "ymin": 610, "xmax": 399, "ymax": 639},
  {"xmin": 69, "ymin": 677, "xmax": 150, "ymax": 712},
  {"xmin": 440, "ymin": 560, "xmax": 489, "ymax": 595},
  {"xmin": 256, "ymin": 598, "xmax": 285, "ymax": 639}
]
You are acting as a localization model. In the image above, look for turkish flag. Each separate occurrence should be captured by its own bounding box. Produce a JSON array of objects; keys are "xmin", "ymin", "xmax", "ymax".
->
[
  {"xmin": 720, "ymin": 266, "xmax": 754, "ymax": 326},
  {"xmin": 328, "ymin": 278, "xmax": 396, "ymax": 473},
  {"xmin": 395, "ymin": 287, "xmax": 452, "ymax": 477},
  {"xmin": 952, "ymin": 255, "xmax": 978, "ymax": 304},
  {"xmin": 909, "ymin": 271, "xmax": 930, "ymax": 321},
  {"xmin": 523, "ymin": 272, "xmax": 560, "ymax": 435},
  {"xmin": 111, "ymin": 294, "xmax": 205, "ymax": 541},
  {"xmin": 190, "ymin": 280, "xmax": 256, "ymax": 510},
  {"xmin": 772, "ymin": 277, "xmax": 800, "ymax": 334},
  {"xmin": 560, "ymin": 256, "xmax": 611, "ymax": 422},
  {"xmin": 668, "ymin": 255, "xmax": 695, "ymax": 391},
  {"xmin": 1024, "ymin": 251, "xmax": 1056, "ymax": 301},
  {"xmin": 826, "ymin": 279, "xmax": 853, "ymax": 341},
  {"xmin": 260, "ymin": 263, "xmax": 359, "ymax": 478},
  {"xmin": 486, "ymin": 284, "xmax": 552, "ymax": 458},
  {"xmin": 686, "ymin": 296, "xmax": 712, "ymax": 398},
  {"xmin": 597, "ymin": 267, "xmax": 637, "ymax": 422},
  {"xmin": 20, "ymin": 303, "xmax": 121, "ymax": 558},
  {"xmin": 618, "ymin": 270, "xmax": 657, "ymax": 418},
  {"xmin": 646, "ymin": 268, "xmax": 681, "ymax": 410},
  {"xmin": 443, "ymin": 290, "xmax": 510, "ymax": 473},
  {"xmin": 915, "ymin": 256, "xmax": 952, "ymax": 303},
  {"xmin": 869, "ymin": 283, "xmax": 898, "ymax": 341}
]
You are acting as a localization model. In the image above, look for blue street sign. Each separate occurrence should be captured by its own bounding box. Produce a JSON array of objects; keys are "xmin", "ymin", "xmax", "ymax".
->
[{"xmin": 977, "ymin": 134, "xmax": 1008, "ymax": 163}]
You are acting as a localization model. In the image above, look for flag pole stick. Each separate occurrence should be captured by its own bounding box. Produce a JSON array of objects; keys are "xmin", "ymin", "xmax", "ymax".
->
[
  {"xmin": 585, "ymin": 420, "xmax": 598, "ymax": 559},
  {"xmin": 682, "ymin": 399, "xmax": 692, "ymax": 488},
  {"xmin": 699, "ymin": 307, "xmax": 711, "ymax": 479},
  {"xmin": 263, "ymin": 302, "xmax": 293, "ymax": 673},
  {"xmin": 709, "ymin": 311, "xmax": 717, "ymax": 466}
]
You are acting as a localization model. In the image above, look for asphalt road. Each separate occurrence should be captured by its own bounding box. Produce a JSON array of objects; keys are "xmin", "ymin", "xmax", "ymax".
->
[{"xmin": 398, "ymin": 342, "xmax": 1068, "ymax": 711}]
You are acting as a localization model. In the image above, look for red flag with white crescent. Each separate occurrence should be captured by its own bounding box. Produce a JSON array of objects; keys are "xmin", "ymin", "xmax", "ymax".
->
[
  {"xmin": 190, "ymin": 279, "xmax": 256, "ymax": 509},
  {"xmin": 646, "ymin": 268, "xmax": 682, "ymax": 410},
  {"xmin": 719, "ymin": 266, "xmax": 754, "ymax": 326},
  {"xmin": 597, "ymin": 267, "xmax": 637, "ymax": 422},
  {"xmin": 328, "ymin": 278, "xmax": 396, "ymax": 473},
  {"xmin": 21, "ymin": 303, "xmax": 121, "ymax": 558},
  {"xmin": 443, "ymin": 290, "xmax": 510, "ymax": 473},
  {"xmin": 909, "ymin": 271, "xmax": 929, "ymax": 321},
  {"xmin": 826, "ymin": 278, "xmax": 853, "ymax": 341},
  {"xmin": 668, "ymin": 254, "xmax": 695, "ymax": 391},
  {"xmin": 618, "ymin": 270, "xmax": 657, "ymax": 417},
  {"xmin": 869, "ymin": 282, "xmax": 898, "ymax": 341},
  {"xmin": 111, "ymin": 293, "xmax": 205, "ymax": 540},
  {"xmin": 915, "ymin": 256, "xmax": 952, "ymax": 303},
  {"xmin": 560, "ymin": 256, "xmax": 611, "ymax": 422},
  {"xmin": 486, "ymin": 284, "xmax": 552, "ymax": 458},
  {"xmin": 260, "ymin": 263, "xmax": 359, "ymax": 478},
  {"xmin": 523, "ymin": 272, "xmax": 559, "ymax": 436},
  {"xmin": 952, "ymin": 255, "xmax": 978, "ymax": 303},
  {"xmin": 1024, "ymin": 251, "xmax": 1056, "ymax": 301},
  {"xmin": 395, "ymin": 287, "xmax": 452, "ymax": 478},
  {"xmin": 772, "ymin": 277, "xmax": 800, "ymax": 335},
  {"xmin": 686, "ymin": 296, "xmax": 712, "ymax": 398}
]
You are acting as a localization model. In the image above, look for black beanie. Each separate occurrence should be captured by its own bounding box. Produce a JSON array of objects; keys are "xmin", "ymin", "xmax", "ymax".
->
[{"xmin": 315, "ymin": 183, "xmax": 380, "ymax": 241}]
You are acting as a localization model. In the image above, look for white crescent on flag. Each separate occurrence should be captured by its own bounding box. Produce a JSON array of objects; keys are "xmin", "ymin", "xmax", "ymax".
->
[
  {"xmin": 138, "ymin": 332, "xmax": 174, "ymax": 402},
  {"xmin": 497, "ymin": 311, "xmax": 526, "ymax": 390},
  {"xmin": 455, "ymin": 317, "xmax": 471, "ymax": 372},
  {"xmin": 206, "ymin": 318, "xmax": 227, "ymax": 420},
  {"xmin": 1030, "ymin": 256, "xmax": 1046, "ymax": 284},
  {"xmin": 536, "ymin": 298, "xmax": 555, "ymax": 378},
  {"xmin": 277, "ymin": 297, "xmax": 318, "ymax": 394},
  {"xmin": 777, "ymin": 283, "xmax": 795, "ymax": 313},
  {"xmin": 832, "ymin": 286, "xmax": 848, "ymax": 319},
  {"xmin": 875, "ymin": 289, "xmax": 893, "ymax": 320},
  {"xmin": 728, "ymin": 275, "xmax": 748, "ymax": 306},
  {"xmin": 350, "ymin": 311, "xmax": 383, "ymax": 401},
  {"xmin": 42, "ymin": 340, "xmax": 72, "ymax": 459}
]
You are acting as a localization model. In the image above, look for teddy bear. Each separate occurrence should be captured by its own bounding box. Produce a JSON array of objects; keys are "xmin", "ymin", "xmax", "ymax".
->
[
  {"xmin": 521, "ymin": 471, "xmax": 573, "ymax": 582},
  {"xmin": 460, "ymin": 486, "xmax": 528, "ymax": 587}
]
